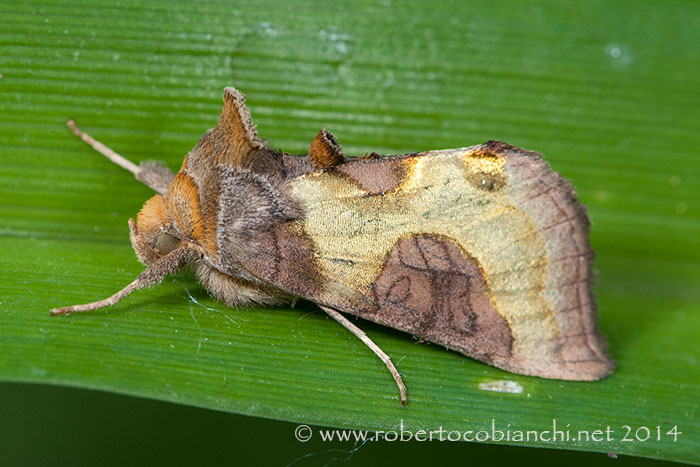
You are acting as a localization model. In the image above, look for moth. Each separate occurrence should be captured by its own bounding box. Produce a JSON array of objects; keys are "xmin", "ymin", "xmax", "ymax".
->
[{"xmin": 53, "ymin": 87, "xmax": 614, "ymax": 404}]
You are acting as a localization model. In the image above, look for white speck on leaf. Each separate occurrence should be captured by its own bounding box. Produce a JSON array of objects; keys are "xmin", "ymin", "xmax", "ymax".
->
[
  {"xmin": 478, "ymin": 380, "xmax": 524, "ymax": 394},
  {"xmin": 258, "ymin": 22, "xmax": 279, "ymax": 37},
  {"xmin": 605, "ymin": 44, "xmax": 633, "ymax": 66}
]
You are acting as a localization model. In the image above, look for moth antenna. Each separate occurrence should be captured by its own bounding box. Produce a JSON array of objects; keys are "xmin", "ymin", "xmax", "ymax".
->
[
  {"xmin": 319, "ymin": 305, "xmax": 408, "ymax": 406},
  {"xmin": 50, "ymin": 246, "xmax": 189, "ymax": 316},
  {"xmin": 66, "ymin": 120, "xmax": 173, "ymax": 194},
  {"xmin": 67, "ymin": 119, "xmax": 141, "ymax": 176}
]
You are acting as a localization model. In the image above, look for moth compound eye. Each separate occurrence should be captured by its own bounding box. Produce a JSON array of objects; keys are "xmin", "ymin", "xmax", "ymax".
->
[{"xmin": 156, "ymin": 232, "xmax": 181, "ymax": 255}]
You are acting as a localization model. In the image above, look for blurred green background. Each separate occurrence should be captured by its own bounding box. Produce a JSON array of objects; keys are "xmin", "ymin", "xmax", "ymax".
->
[{"xmin": 1, "ymin": 0, "xmax": 698, "ymax": 465}]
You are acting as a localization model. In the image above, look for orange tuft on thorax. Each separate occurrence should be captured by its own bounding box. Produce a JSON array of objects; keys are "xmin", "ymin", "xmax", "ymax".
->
[
  {"xmin": 166, "ymin": 172, "xmax": 217, "ymax": 254},
  {"xmin": 137, "ymin": 194, "xmax": 169, "ymax": 238}
]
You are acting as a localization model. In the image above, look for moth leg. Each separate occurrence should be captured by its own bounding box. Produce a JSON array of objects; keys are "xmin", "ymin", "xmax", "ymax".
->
[
  {"xmin": 66, "ymin": 120, "xmax": 174, "ymax": 194},
  {"xmin": 319, "ymin": 305, "xmax": 407, "ymax": 406},
  {"xmin": 50, "ymin": 246, "xmax": 188, "ymax": 316}
]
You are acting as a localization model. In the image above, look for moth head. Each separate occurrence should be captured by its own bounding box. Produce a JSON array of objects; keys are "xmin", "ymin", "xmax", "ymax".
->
[
  {"xmin": 129, "ymin": 194, "xmax": 181, "ymax": 266},
  {"xmin": 51, "ymin": 87, "xmax": 276, "ymax": 317},
  {"xmin": 127, "ymin": 87, "xmax": 272, "ymax": 267}
]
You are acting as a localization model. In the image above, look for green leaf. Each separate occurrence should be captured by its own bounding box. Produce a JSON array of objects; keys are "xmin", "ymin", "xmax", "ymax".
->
[{"xmin": 1, "ymin": 0, "xmax": 698, "ymax": 464}]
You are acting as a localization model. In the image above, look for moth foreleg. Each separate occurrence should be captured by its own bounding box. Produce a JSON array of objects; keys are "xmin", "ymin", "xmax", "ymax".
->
[
  {"xmin": 50, "ymin": 246, "xmax": 188, "ymax": 316},
  {"xmin": 319, "ymin": 305, "xmax": 407, "ymax": 406},
  {"xmin": 66, "ymin": 120, "xmax": 174, "ymax": 194}
]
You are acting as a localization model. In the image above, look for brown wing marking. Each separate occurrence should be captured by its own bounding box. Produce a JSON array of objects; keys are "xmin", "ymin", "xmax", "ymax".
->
[
  {"xmin": 333, "ymin": 155, "xmax": 411, "ymax": 195},
  {"xmin": 371, "ymin": 234, "xmax": 513, "ymax": 364},
  {"xmin": 237, "ymin": 222, "xmax": 325, "ymax": 300}
]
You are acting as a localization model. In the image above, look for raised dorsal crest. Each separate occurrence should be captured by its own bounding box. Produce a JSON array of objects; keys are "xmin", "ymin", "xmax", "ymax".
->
[
  {"xmin": 309, "ymin": 129, "xmax": 346, "ymax": 168},
  {"xmin": 213, "ymin": 87, "xmax": 266, "ymax": 167}
]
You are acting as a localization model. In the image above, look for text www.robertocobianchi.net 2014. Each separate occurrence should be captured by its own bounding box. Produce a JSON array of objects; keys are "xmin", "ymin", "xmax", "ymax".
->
[{"xmin": 293, "ymin": 419, "xmax": 682, "ymax": 444}]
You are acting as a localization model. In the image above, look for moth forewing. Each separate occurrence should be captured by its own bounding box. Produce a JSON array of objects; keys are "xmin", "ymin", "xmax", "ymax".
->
[
  {"xmin": 281, "ymin": 144, "xmax": 613, "ymax": 381},
  {"xmin": 53, "ymin": 87, "xmax": 613, "ymax": 406}
]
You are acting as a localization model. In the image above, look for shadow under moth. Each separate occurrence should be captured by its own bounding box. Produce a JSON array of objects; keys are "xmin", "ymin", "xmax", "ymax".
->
[{"xmin": 53, "ymin": 87, "xmax": 614, "ymax": 404}]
